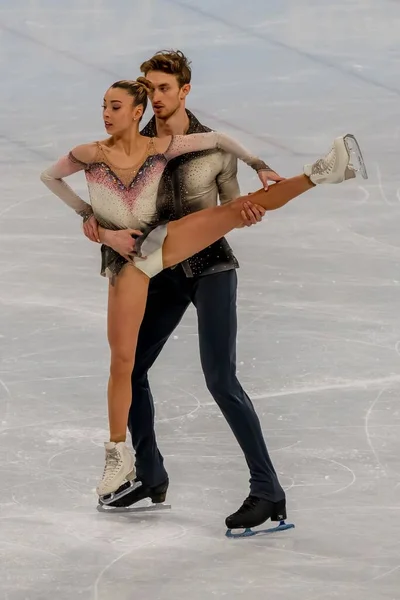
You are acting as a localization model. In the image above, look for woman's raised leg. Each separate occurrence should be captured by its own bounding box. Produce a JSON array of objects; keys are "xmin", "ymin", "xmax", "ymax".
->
[
  {"xmin": 163, "ymin": 175, "xmax": 314, "ymax": 268},
  {"xmin": 162, "ymin": 134, "xmax": 367, "ymax": 269}
]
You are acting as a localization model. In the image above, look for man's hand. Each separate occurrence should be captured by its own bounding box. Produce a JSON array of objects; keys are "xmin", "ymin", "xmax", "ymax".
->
[
  {"xmin": 82, "ymin": 216, "xmax": 142, "ymax": 258},
  {"xmin": 238, "ymin": 201, "xmax": 266, "ymax": 228},
  {"xmin": 82, "ymin": 214, "xmax": 100, "ymax": 243},
  {"xmin": 102, "ymin": 229, "xmax": 143, "ymax": 259},
  {"xmin": 258, "ymin": 169, "xmax": 285, "ymax": 191}
]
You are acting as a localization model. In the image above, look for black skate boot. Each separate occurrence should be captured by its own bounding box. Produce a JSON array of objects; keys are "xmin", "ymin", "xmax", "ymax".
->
[
  {"xmin": 225, "ymin": 496, "xmax": 294, "ymax": 538},
  {"xmin": 106, "ymin": 477, "xmax": 169, "ymax": 509}
]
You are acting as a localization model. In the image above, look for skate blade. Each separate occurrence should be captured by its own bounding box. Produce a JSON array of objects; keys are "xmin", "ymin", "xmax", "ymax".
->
[
  {"xmin": 226, "ymin": 520, "xmax": 295, "ymax": 539},
  {"xmin": 343, "ymin": 134, "xmax": 368, "ymax": 180},
  {"xmin": 98, "ymin": 479, "xmax": 142, "ymax": 506},
  {"xmin": 97, "ymin": 502, "xmax": 171, "ymax": 514}
]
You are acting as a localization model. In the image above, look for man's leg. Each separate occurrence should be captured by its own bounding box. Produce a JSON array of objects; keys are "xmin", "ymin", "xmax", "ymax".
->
[
  {"xmin": 192, "ymin": 270, "xmax": 285, "ymax": 502},
  {"xmin": 128, "ymin": 267, "xmax": 191, "ymax": 487}
]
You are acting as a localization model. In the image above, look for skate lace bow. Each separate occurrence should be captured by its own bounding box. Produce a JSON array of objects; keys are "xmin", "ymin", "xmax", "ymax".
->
[{"xmin": 102, "ymin": 448, "xmax": 124, "ymax": 483}]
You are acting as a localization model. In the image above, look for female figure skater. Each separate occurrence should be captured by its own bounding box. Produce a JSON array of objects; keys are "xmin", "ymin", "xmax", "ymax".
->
[{"xmin": 40, "ymin": 78, "xmax": 367, "ymax": 501}]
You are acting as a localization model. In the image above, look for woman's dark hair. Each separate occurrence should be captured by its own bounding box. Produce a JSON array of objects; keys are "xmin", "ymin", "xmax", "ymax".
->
[{"xmin": 110, "ymin": 77, "xmax": 153, "ymax": 118}]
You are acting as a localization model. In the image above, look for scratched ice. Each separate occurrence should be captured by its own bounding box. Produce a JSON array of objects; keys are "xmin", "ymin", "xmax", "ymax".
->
[{"xmin": 1, "ymin": 0, "xmax": 400, "ymax": 599}]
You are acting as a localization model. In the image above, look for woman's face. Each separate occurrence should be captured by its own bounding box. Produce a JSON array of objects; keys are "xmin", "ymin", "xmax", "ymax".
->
[{"xmin": 102, "ymin": 87, "xmax": 142, "ymax": 135}]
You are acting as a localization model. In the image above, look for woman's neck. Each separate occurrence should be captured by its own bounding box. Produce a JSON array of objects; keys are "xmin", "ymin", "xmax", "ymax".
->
[{"xmin": 109, "ymin": 127, "xmax": 145, "ymax": 155}]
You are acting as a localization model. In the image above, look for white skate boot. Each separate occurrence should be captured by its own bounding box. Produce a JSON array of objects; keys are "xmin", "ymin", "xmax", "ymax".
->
[
  {"xmin": 96, "ymin": 441, "xmax": 135, "ymax": 499},
  {"xmin": 304, "ymin": 134, "xmax": 368, "ymax": 184}
]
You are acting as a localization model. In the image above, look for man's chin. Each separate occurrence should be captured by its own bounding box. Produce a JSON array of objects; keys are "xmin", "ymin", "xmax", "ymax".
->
[
  {"xmin": 153, "ymin": 107, "xmax": 178, "ymax": 120},
  {"xmin": 154, "ymin": 110, "xmax": 169, "ymax": 119}
]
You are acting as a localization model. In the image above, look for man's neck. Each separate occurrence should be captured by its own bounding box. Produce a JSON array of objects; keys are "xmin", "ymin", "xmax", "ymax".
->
[{"xmin": 155, "ymin": 108, "xmax": 190, "ymax": 137}]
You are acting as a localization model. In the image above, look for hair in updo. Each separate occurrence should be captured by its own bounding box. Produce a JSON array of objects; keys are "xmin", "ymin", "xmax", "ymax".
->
[{"xmin": 110, "ymin": 77, "xmax": 153, "ymax": 118}]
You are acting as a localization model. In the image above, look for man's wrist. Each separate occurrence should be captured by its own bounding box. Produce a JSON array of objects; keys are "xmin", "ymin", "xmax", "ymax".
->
[{"xmin": 99, "ymin": 227, "xmax": 111, "ymax": 244}]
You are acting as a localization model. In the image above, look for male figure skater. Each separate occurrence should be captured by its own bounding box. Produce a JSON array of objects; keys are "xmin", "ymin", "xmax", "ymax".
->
[{"xmin": 84, "ymin": 50, "xmax": 287, "ymax": 530}]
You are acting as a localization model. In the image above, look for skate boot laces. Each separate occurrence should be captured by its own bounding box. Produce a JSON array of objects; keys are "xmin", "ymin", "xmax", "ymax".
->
[
  {"xmin": 101, "ymin": 447, "xmax": 124, "ymax": 485},
  {"xmin": 237, "ymin": 495, "xmax": 260, "ymax": 514},
  {"xmin": 312, "ymin": 146, "xmax": 337, "ymax": 176}
]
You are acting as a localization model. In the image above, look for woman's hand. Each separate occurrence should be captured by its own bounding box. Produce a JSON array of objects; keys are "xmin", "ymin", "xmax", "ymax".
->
[
  {"xmin": 82, "ymin": 214, "xmax": 100, "ymax": 243},
  {"xmin": 258, "ymin": 169, "xmax": 285, "ymax": 190}
]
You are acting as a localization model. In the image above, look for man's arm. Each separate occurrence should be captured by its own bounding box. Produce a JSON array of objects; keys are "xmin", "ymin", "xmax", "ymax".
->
[
  {"xmin": 82, "ymin": 216, "xmax": 142, "ymax": 258},
  {"xmin": 217, "ymin": 153, "xmax": 266, "ymax": 227},
  {"xmin": 217, "ymin": 153, "xmax": 240, "ymax": 204}
]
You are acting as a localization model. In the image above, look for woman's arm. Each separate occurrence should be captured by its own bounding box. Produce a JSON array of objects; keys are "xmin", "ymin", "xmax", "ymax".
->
[
  {"xmin": 40, "ymin": 144, "xmax": 96, "ymax": 217},
  {"xmin": 164, "ymin": 131, "xmax": 271, "ymax": 172}
]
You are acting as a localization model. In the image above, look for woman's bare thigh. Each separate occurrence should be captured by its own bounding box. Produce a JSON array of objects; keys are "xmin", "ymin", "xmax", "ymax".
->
[{"xmin": 107, "ymin": 264, "xmax": 150, "ymax": 364}]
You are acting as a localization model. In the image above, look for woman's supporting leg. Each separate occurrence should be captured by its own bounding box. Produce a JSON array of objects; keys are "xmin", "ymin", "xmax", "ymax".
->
[
  {"xmin": 97, "ymin": 264, "xmax": 150, "ymax": 497},
  {"xmin": 107, "ymin": 265, "xmax": 150, "ymax": 442},
  {"xmin": 163, "ymin": 175, "xmax": 314, "ymax": 268}
]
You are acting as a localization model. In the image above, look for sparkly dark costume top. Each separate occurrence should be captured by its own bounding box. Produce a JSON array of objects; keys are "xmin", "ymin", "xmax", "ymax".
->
[{"xmin": 141, "ymin": 111, "xmax": 242, "ymax": 277}]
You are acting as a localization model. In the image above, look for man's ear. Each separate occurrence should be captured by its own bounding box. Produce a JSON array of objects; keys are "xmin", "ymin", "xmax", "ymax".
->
[{"xmin": 180, "ymin": 83, "xmax": 191, "ymax": 100}]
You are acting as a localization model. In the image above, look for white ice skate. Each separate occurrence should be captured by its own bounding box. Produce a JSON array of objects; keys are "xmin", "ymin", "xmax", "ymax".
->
[
  {"xmin": 304, "ymin": 134, "xmax": 368, "ymax": 185},
  {"xmin": 96, "ymin": 441, "xmax": 135, "ymax": 499}
]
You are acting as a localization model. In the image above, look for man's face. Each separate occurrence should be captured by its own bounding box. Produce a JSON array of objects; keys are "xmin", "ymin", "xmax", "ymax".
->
[{"xmin": 145, "ymin": 70, "xmax": 190, "ymax": 119}]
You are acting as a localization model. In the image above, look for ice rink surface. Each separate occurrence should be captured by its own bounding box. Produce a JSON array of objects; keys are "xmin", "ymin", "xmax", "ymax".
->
[{"xmin": 1, "ymin": 0, "xmax": 400, "ymax": 598}]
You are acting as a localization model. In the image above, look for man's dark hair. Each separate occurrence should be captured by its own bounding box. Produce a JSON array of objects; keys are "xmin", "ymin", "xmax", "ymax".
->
[{"xmin": 140, "ymin": 50, "xmax": 192, "ymax": 87}]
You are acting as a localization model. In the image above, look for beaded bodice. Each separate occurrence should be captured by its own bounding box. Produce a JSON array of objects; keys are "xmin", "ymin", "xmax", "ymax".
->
[
  {"xmin": 41, "ymin": 130, "xmax": 270, "ymax": 235},
  {"xmin": 79, "ymin": 139, "xmax": 168, "ymax": 231}
]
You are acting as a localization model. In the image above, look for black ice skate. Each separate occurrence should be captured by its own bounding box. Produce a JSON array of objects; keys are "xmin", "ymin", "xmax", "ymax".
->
[
  {"xmin": 97, "ymin": 478, "xmax": 170, "ymax": 513},
  {"xmin": 225, "ymin": 496, "xmax": 294, "ymax": 539}
]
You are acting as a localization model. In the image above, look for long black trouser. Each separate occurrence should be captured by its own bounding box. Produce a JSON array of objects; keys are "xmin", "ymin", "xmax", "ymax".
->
[{"xmin": 128, "ymin": 267, "xmax": 285, "ymax": 501}]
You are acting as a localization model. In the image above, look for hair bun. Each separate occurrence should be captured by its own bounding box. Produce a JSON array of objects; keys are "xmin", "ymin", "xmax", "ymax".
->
[{"xmin": 135, "ymin": 77, "xmax": 153, "ymax": 94}]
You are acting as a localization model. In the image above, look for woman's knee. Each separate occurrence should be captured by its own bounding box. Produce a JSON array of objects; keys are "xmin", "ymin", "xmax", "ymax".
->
[{"xmin": 110, "ymin": 348, "xmax": 135, "ymax": 378}]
